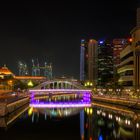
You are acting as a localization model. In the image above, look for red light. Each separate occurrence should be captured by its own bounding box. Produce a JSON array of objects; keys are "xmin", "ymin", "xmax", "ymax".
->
[
  {"xmin": 89, "ymin": 137, "xmax": 92, "ymax": 140},
  {"xmin": 129, "ymin": 38, "xmax": 132, "ymax": 42}
]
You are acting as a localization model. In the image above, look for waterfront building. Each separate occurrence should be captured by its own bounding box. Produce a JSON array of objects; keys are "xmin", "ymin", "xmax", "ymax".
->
[
  {"xmin": 0, "ymin": 65, "xmax": 15, "ymax": 90},
  {"xmin": 131, "ymin": 7, "xmax": 140, "ymax": 91},
  {"xmin": 0, "ymin": 65, "xmax": 14, "ymax": 78},
  {"xmin": 117, "ymin": 44, "xmax": 134, "ymax": 89}
]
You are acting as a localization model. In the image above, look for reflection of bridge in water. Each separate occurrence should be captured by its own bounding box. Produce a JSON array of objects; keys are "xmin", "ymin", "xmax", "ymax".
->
[{"xmin": 29, "ymin": 79, "xmax": 92, "ymax": 108}]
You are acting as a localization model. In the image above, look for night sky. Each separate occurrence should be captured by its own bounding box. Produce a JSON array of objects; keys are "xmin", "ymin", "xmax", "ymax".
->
[{"xmin": 0, "ymin": 0, "xmax": 138, "ymax": 78}]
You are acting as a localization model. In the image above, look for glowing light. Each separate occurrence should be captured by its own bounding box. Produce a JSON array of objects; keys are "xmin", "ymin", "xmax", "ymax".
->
[
  {"xmin": 28, "ymin": 80, "xmax": 34, "ymax": 87},
  {"xmin": 118, "ymin": 117, "xmax": 121, "ymax": 122},
  {"xmin": 89, "ymin": 137, "xmax": 92, "ymax": 140},
  {"xmin": 102, "ymin": 112, "xmax": 106, "ymax": 117},
  {"xmin": 90, "ymin": 83, "xmax": 93, "ymax": 86},
  {"xmin": 81, "ymin": 39, "xmax": 85, "ymax": 42},
  {"xmin": 99, "ymin": 135, "xmax": 103, "ymax": 140},
  {"xmin": 30, "ymin": 103, "xmax": 91, "ymax": 108},
  {"xmin": 90, "ymin": 108, "xmax": 93, "ymax": 115},
  {"xmin": 87, "ymin": 108, "xmax": 90, "ymax": 114},
  {"xmin": 81, "ymin": 134, "xmax": 84, "ymax": 140},
  {"xmin": 99, "ymin": 41, "xmax": 104, "ymax": 44},
  {"xmin": 108, "ymin": 114, "xmax": 112, "ymax": 119},
  {"xmin": 128, "ymin": 120, "xmax": 131, "ymax": 125},
  {"xmin": 125, "ymin": 119, "xmax": 128, "ymax": 124},
  {"xmin": 28, "ymin": 107, "xmax": 33, "ymax": 116},
  {"xmin": 8, "ymin": 80, "xmax": 13, "ymax": 86},
  {"xmin": 136, "ymin": 123, "xmax": 139, "ymax": 128},
  {"xmin": 97, "ymin": 110, "xmax": 101, "ymax": 115},
  {"xmin": 129, "ymin": 38, "xmax": 133, "ymax": 42},
  {"xmin": 29, "ymin": 89, "xmax": 92, "ymax": 93}
]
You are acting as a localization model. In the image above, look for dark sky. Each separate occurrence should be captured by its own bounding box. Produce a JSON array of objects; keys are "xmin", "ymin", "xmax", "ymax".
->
[{"xmin": 0, "ymin": 0, "xmax": 138, "ymax": 78}]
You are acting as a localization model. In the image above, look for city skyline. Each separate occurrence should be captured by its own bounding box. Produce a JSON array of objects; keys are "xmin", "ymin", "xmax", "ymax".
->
[{"xmin": 0, "ymin": 0, "xmax": 138, "ymax": 78}]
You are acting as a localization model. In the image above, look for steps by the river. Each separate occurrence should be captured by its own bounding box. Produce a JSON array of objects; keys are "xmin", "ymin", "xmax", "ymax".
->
[{"xmin": 0, "ymin": 96, "xmax": 29, "ymax": 117}]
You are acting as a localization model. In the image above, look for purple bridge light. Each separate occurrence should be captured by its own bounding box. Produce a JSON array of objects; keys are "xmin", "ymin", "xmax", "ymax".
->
[{"xmin": 29, "ymin": 88, "xmax": 92, "ymax": 108}]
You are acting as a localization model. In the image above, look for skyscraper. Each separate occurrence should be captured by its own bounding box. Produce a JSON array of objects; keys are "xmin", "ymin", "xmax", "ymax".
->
[
  {"xmin": 80, "ymin": 39, "xmax": 87, "ymax": 81},
  {"xmin": 87, "ymin": 39, "xmax": 98, "ymax": 83},
  {"xmin": 97, "ymin": 40, "xmax": 113, "ymax": 87},
  {"xmin": 80, "ymin": 39, "xmax": 98, "ymax": 85}
]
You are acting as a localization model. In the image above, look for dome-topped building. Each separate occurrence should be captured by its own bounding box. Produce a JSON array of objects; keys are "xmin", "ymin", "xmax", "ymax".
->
[
  {"xmin": 0, "ymin": 65, "xmax": 13, "ymax": 75},
  {"xmin": 0, "ymin": 65, "xmax": 15, "ymax": 79}
]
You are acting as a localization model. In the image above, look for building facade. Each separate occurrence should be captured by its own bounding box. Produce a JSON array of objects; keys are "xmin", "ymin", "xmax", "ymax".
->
[
  {"xmin": 131, "ymin": 8, "xmax": 140, "ymax": 91},
  {"xmin": 117, "ymin": 44, "xmax": 134, "ymax": 88},
  {"xmin": 113, "ymin": 39, "xmax": 127, "ymax": 68}
]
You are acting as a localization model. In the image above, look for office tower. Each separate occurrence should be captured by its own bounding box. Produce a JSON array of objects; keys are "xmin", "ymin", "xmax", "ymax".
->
[
  {"xmin": 97, "ymin": 40, "xmax": 113, "ymax": 87},
  {"xmin": 87, "ymin": 39, "xmax": 98, "ymax": 83},
  {"xmin": 80, "ymin": 39, "xmax": 98, "ymax": 85},
  {"xmin": 80, "ymin": 39, "xmax": 88, "ymax": 81}
]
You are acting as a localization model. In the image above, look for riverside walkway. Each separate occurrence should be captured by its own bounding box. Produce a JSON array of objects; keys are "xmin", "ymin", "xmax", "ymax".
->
[{"xmin": 92, "ymin": 94, "xmax": 140, "ymax": 109}]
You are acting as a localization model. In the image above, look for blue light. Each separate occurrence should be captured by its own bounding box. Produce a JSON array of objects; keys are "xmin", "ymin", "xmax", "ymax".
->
[
  {"xmin": 99, "ymin": 41, "xmax": 104, "ymax": 44},
  {"xmin": 99, "ymin": 135, "xmax": 103, "ymax": 140},
  {"xmin": 81, "ymin": 39, "xmax": 85, "ymax": 43}
]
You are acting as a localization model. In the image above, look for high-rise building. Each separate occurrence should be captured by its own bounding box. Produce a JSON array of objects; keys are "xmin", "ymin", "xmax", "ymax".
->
[
  {"xmin": 80, "ymin": 39, "xmax": 98, "ymax": 85},
  {"xmin": 97, "ymin": 40, "xmax": 113, "ymax": 87},
  {"xmin": 131, "ymin": 7, "xmax": 140, "ymax": 91},
  {"xmin": 113, "ymin": 39, "xmax": 127, "ymax": 68},
  {"xmin": 87, "ymin": 39, "xmax": 98, "ymax": 83},
  {"xmin": 80, "ymin": 39, "xmax": 88, "ymax": 81}
]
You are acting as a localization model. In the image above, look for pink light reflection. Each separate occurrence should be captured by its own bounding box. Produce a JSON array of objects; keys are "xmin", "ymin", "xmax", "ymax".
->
[{"xmin": 30, "ymin": 103, "xmax": 91, "ymax": 108}]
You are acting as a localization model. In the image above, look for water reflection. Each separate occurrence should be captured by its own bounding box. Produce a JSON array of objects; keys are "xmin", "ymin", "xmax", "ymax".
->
[
  {"xmin": 29, "ymin": 107, "xmax": 82, "ymax": 122},
  {"xmin": 0, "ymin": 104, "xmax": 29, "ymax": 128},
  {"xmin": 83, "ymin": 102, "xmax": 140, "ymax": 140},
  {"xmin": 0, "ymin": 95, "xmax": 140, "ymax": 140}
]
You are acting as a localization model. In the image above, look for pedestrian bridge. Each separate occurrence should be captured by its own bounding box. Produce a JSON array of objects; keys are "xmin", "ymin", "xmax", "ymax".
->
[
  {"xmin": 29, "ymin": 79, "xmax": 91, "ymax": 95},
  {"xmin": 32, "ymin": 79, "xmax": 85, "ymax": 89}
]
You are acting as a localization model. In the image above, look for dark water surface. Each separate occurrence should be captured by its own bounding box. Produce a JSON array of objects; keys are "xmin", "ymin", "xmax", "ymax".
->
[{"xmin": 0, "ymin": 102, "xmax": 140, "ymax": 140}]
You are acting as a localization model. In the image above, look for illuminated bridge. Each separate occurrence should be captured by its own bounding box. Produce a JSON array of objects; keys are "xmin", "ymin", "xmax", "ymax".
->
[{"xmin": 29, "ymin": 79, "xmax": 92, "ymax": 108}]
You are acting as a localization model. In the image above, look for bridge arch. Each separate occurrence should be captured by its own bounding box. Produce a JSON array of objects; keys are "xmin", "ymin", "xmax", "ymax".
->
[{"xmin": 33, "ymin": 79, "xmax": 85, "ymax": 90}]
